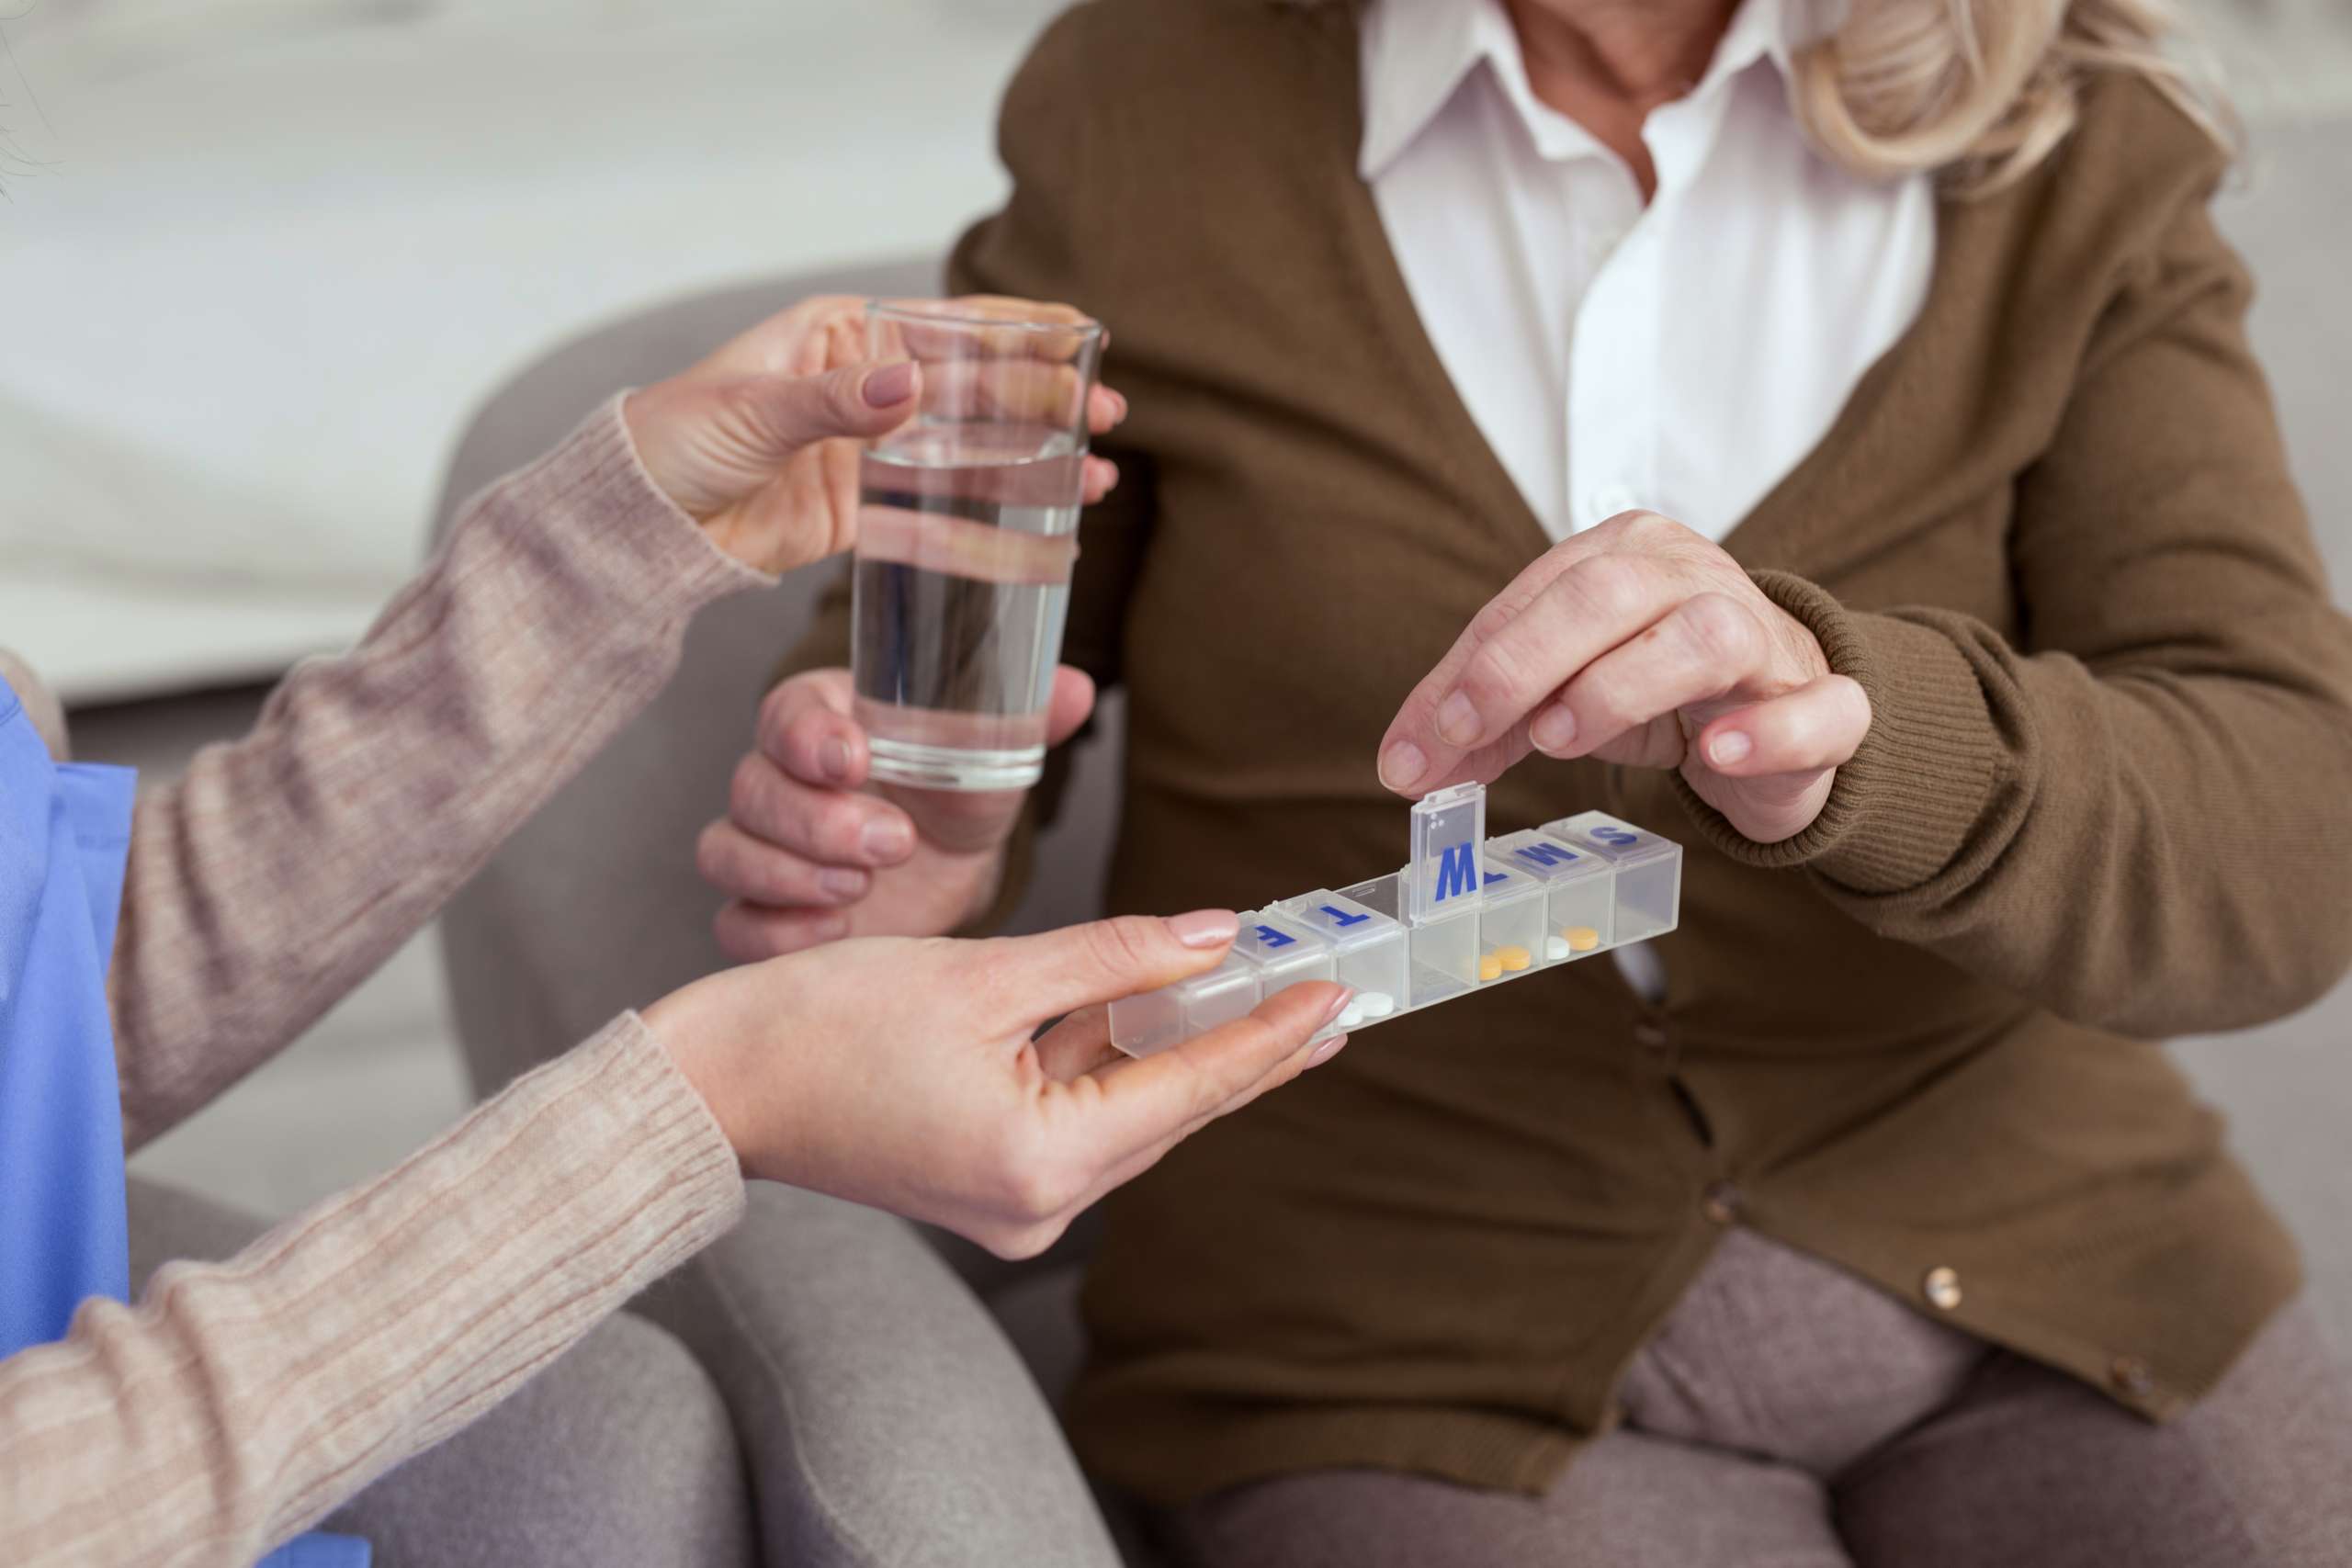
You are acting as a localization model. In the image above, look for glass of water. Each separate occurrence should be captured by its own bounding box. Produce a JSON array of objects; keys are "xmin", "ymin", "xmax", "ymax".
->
[{"xmin": 852, "ymin": 299, "xmax": 1105, "ymax": 791}]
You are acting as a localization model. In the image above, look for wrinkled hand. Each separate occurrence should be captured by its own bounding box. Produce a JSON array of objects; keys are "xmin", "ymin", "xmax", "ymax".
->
[
  {"xmin": 699, "ymin": 664, "xmax": 1097, "ymax": 959},
  {"xmin": 624, "ymin": 294, "xmax": 1124, "ymax": 575},
  {"xmin": 646, "ymin": 911, "xmax": 1352, "ymax": 1257},
  {"xmin": 1377, "ymin": 511, "xmax": 1871, "ymax": 844}
]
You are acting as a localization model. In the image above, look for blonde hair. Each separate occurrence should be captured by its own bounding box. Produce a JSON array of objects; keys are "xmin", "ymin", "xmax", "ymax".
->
[
  {"xmin": 1794, "ymin": 0, "xmax": 2229, "ymax": 193},
  {"xmin": 1290, "ymin": 0, "xmax": 2229, "ymax": 194}
]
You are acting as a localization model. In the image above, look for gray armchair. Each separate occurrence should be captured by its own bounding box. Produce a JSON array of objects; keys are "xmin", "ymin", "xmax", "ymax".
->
[
  {"xmin": 433, "ymin": 125, "xmax": 2352, "ymax": 1556},
  {"xmin": 430, "ymin": 257, "xmax": 1144, "ymax": 1567}
]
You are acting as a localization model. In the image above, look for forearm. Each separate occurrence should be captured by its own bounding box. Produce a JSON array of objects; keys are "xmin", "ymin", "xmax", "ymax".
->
[
  {"xmin": 0, "ymin": 1013, "xmax": 743, "ymax": 1568},
  {"xmin": 1681, "ymin": 573, "xmax": 2352, "ymax": 1035},
  {"xmin": 112, "ymin": 396, "xmax": 769, "ymax": 1146}
]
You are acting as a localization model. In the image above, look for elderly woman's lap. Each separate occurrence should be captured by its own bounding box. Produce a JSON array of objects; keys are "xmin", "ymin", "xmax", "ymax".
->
[{"xmin": 1160, "ymin": 1234, "xmax": 2352, "ymax": 1568}]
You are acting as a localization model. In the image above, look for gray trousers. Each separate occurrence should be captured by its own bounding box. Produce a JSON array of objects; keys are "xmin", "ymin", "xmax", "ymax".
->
[
  {"xmin": 1166, "ymin": 1229, "xmax": 2352, "ymax": 1568},
  {"xmin": 128, "ymin": 1177, "xmax": 1119, "ymax": 1568}
]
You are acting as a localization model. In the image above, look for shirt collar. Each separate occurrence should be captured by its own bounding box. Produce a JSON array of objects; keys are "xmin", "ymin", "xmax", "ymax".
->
[{"xmin": 1359, "ymin": 0, "xmax": 1814, "ymax": 179}]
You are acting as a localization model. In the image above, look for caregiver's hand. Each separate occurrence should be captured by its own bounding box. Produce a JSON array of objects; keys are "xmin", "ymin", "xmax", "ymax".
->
[
  {"xmin": 701, "ymin": 663, "xmax": 1094, "ymax": 958},
  {"xmin": 624, "ymin": 294, "xmax": 1125, "ymax": 575},
  {"xmin": 645, "ymin": 911, "xmax": 1351, "ymax": 1257},
  {"xmin": 1377, "ymin": 511, "xmax": 1871, "ymax": 844}
]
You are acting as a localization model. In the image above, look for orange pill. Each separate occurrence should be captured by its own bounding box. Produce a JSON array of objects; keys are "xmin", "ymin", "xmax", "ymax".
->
[
  {"xmin": 1563, "ymin": 926, "xmax": 1601, "ymax": 953},
  {"xmin": 1497, "ymin": 945, "xmax": 1532, "ymax": 972},
  {"xmin": 1478, "ymin": 954, "xmax": 1504, "ymax": 982}
]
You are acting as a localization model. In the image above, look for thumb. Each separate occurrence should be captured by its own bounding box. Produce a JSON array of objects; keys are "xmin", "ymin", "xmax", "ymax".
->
[
  {"xmin": 729, "ymin": 359, "xmax": 921, "ymax": 457},
  {"xmin": 984, "ymin": 911, "xmax": 1240, "ymax": 1025}
]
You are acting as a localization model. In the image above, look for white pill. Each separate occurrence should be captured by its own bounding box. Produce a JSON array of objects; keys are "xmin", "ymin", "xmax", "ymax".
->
[
  {"xmin": 1546, "ymin": 936, "xmax": 1572, "ymax": 962},
  {"xmin": 1359, "ymin": 992, "xmax": 1396, "ymax": 1019},
  {"xmin": 1338, "ymin": 1004, "xmax": 1365, "ymax": 1030}
]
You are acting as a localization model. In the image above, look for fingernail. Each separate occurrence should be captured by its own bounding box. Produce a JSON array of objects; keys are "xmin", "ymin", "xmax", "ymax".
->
[
  {"xmin": 1167, "ymin": 908, "xmax": 1239, "ymax": 949},
  {"xmin": 1531, "ymin": 704, "xmax": 1577, "ymax": 755},
  {"xmin": 1709, "ymin": 729, "xmax": 1753, "ymax": 766},
  {"xmin": 861, "ymin": 819, "xmax": 912, "ymax": 861},
  {"xmin": 1320, "ymin": 987, "xmax": 1356, "ymax": 1026},
  {"xmin": 819, "ymin": 737, "xmax": 851, "ymax": 782},
  {"xmin": 819, "ymin": 867, "xmax": 867, "ymax": 900},
  {"xmin": 1435, "ymin": 691, "xmax": 1480, "ymax": 747},
  {"xmin": 1110, "ymin": 389, "xmax": 1129, "ymax": 419},
  {"xmin": 1378, "ymin": 739, "xmax": 1427, "ymax": 792},
  {"xmin": 1307, "ymin": 1034, "xmax": 1350, "ymax": 1067},
  {"xmin": 862, "ymin": 360, "xmax": 917, "ymax": 408}
]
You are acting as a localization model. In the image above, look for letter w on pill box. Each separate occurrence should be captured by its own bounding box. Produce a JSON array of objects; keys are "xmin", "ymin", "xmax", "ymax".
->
[{"xmin": 1108, "ymin": 784, "xmax": 1681, "ymax": 1055}]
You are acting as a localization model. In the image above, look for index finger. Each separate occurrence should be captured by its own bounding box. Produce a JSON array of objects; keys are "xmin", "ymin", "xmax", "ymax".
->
[
  {"xmin": 1376, "ymin": 516, "xmax": 1679, "ymax": 795},
  {"xmin": 1075, "ymin": 980, "xmax": 1349, "ymax": 1161}
]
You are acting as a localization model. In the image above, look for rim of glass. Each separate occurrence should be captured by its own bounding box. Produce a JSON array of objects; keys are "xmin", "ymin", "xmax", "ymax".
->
[{"xmin": 866, "ymin": 298, "xmax": 1104, "ymax": 338}]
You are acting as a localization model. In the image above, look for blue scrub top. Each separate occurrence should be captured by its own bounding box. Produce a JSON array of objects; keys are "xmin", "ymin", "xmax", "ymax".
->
[{"xmin": 0, "ymin": 680, "xmax": 367, "ymax": 1566}]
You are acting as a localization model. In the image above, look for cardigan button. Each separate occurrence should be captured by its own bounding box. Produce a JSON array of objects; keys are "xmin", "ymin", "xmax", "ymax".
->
[
  {"xmin": 2109, "ymin": 1356, "xmax": 2156, "ymax": 1399},
  {"xmin": 1922, "ymin": 1267, "xmax": 1962, "ymax": 1312},
  {"xmin": 1700, "ymin": 1181, "xmax": 1740, "ymax": 1226}
]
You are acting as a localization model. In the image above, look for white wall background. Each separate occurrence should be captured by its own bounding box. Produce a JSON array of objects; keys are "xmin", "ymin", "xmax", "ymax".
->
[
  {"xmin": 3, "ymin": 0, "xmax": 2349, "ymax": 702},
  {"xmin": 0, "ymin": 0, "xmax": 1063, "ymax": 700}
]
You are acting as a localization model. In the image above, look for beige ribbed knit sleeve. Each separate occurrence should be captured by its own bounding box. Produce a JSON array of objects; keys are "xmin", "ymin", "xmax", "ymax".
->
[
  {"xmin": 0, "ymin": 1011, "xmax": 744, "ymax": 1567},
  {"xmin": 108, "ymin": 393, "xmax": 771, "ymax": 1148},
  {"xmin": 0, "ymin": 393, "xmax": 764, "ymax": 1562}
]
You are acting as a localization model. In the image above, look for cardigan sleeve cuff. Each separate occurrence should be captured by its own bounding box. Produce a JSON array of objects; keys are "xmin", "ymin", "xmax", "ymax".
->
[{"xmin": 1670, "ymin": 570, "xmax": 2008, "ymax": 896}]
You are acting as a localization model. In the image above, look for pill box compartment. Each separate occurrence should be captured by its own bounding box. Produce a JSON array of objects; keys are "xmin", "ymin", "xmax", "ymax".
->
[
  {"xmin": 1278, "ymin": 889, "xmax": 1408, "ymax": 1011},
  {"xmin": 1405, "ymin": 907, "xmax": 1479, "ymax": 1009},
  {"xmin": 1475, "ymin": 857, "xmax": 1550, "ymax": 977},
  {"xmin": 1544, "ymin": 811, "xmax": 1681, "ymax": 942},
  {"xmin": 1490, "ymin": 828, "xmax": 1618, "ymax": 957}
]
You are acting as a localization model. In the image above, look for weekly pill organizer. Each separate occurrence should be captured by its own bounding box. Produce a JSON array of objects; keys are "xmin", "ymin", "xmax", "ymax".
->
[{"xmin": 1108, "ymin": 782, "xmax": 1683, "ymax": 1055}]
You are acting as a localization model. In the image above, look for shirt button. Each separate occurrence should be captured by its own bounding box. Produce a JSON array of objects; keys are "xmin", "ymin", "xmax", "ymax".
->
[
  {"xmin": 1631, "ymin": 1021, "xmax": 1668, "ymax": 1051},
  {"xmin": 1922, "ymin": 1266, "xmax": 1962, "ymax": 1312},
  {"xmin": 2109, "ymin": 1356, "xmax": 2156, "ymax": 1399},
  {"xmin": 1589, "ymin": 483, "xmax": 1639, "ymax": 522},
  {"xmin": 1701, "ymin": 1181, "xmax": 1739, "ymax": 1226}
]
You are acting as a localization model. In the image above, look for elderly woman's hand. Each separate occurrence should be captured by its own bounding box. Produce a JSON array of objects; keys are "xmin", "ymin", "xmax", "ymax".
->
[
  {"xmin": 623, "ymin": 294, "xmax": 1125, "ymax": 576},
  {"xmin": 644, "ymin": 911, "xmax": 1351, "ymax": 1258},
  {"xmin": 1376, "ymin": 512, "xmax": 1871, "ymax": 844}
]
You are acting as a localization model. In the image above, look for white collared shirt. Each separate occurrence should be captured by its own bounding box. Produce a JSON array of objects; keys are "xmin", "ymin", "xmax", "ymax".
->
[{"xmin": 1359, "ymin": 0, "xmax": 1936, "ymax": 545}]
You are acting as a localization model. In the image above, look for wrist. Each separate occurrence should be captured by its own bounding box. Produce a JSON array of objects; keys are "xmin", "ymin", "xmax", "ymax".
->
[{"xmin": 643, "ymin": 978, "xmax": 756, "ymax": 1173}]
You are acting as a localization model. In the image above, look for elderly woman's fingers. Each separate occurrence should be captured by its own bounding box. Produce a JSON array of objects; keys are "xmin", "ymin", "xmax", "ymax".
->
[
  {"xmin": 1089, "ymin": 386, "xmax": 1129, "ymax": 434},
  {"xmin": 1380, "ymin": 550, "xmax": 1682, "ymax": 793},
  {"xmin": 1525, "ymin": 591, "xmax": 1777, "ymax": 762},
  {"xmin": 696, "ymin": 818, "xmax": 870, "ymax": 908},
  {"xmin": 725, "ymin": 748, "xmax": 915, "ymax": 871},
  {"xmin": 712, "ymin": 898, "xmax": 852, "ymax": 964},
  {"xmin": 1082, "ymin": 456, "xmax": 1120, "ymax": 504},
  {"xmin": 1691, "ymin": 674, "xmax": 1871, "ymax": 780},
  {"xmin": 756, "ymin": 671, "xmax": 868, "ymax": 787}
]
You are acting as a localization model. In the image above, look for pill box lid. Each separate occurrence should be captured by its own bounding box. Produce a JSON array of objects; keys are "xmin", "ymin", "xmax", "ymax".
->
[
  {"xmin": 1277, "ymin": 889, "xmax": 1404, "ymax": 952},
  {"xmin": 1488, "ymin": 828, "xmax": 1614, "ymax": 884},
  {"xmin": 1544, "ymin": 811, "xmax": 1679, "ymax": 866}
]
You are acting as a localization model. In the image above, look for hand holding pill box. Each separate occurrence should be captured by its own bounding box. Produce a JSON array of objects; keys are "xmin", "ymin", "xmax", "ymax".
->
[{"xmin": 1108, "ymin": 782, "xmax": 1681, "ymax": 1055}]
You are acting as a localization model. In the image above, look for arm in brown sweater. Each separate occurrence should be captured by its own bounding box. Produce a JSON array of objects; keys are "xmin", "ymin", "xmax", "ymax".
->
[{"xmin": 1688, "ymin": 180, "xmax": 2352, "ymax": 1037}]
